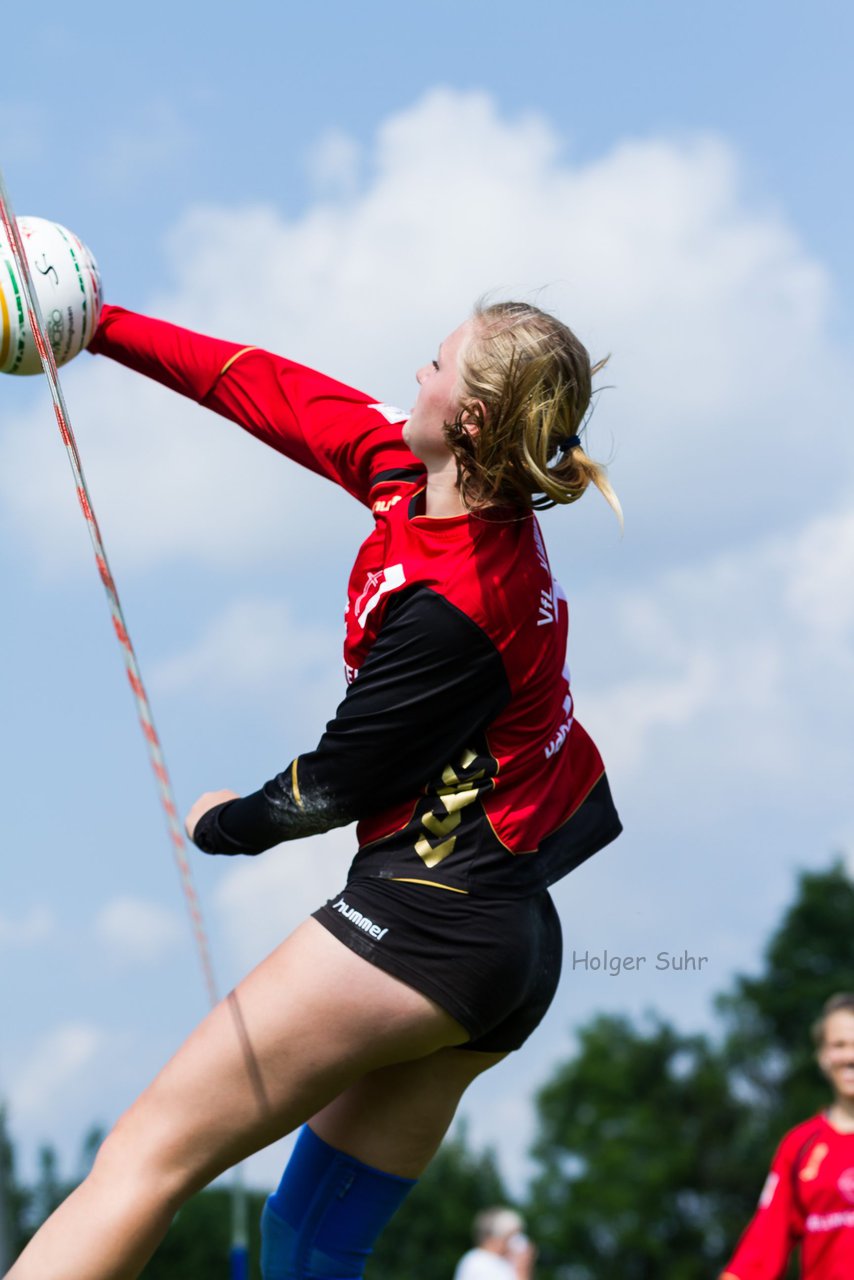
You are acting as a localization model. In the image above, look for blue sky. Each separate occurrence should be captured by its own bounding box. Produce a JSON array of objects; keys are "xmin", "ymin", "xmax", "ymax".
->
[{"xmin": 2, "ymin": 0, "xmax": 853, "ymax": 1202}]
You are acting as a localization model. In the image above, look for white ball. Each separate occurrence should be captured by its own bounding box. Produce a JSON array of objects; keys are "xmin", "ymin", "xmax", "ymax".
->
[{"xmin": 0, "ymin": 215, "xmax": 102, "ymax": 376}]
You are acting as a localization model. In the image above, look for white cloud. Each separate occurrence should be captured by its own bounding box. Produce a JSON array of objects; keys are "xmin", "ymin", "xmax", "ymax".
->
[
  {"xmin": 9, "ymin": 1023, "xmax": 104, "ymax": 1118},
  {"xmin": 89, "ymin": 99, "xmax": 194, "ymax": 193},
  {"xmin": 153, "ymin": 597, "xmax": 341, "ymax": 721},
  {"xmin": 95, "ymin": 896, "xmax": 182, "ymax": 965},
  {"xmin": 3, "ymin": 89, "xmax": 853, "ymax": 1201},
  {"xmin": 307, "ymin": 128, "xmax": 363, "ymax": 199},
  {"xmin": 784, "ymin": 509, "xmax": 854, "ymax": 646},
  {"xmin": 0, "ymin": 905, "xmax": 54, "ymax": 947},
  {"xmin": 2, "ymin": 88, "xmax": 850, "ymax": 576},
  {"xmin": 0, "ymin": 359, "xmax": 367, "ymax": 576},
  {"xmin": 577, "ymin": 502, "xmax": 854, "ymax": 796},
  {"xmin": 581, "ymin": 656, "xmax": 717, "ymax": 774},
  {"xmin": 213, "ymin": 826, "xmax": 355, "ymax": 974}
]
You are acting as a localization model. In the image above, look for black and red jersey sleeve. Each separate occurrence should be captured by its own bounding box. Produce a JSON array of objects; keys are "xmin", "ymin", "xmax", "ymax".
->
[
  {"xmin": 89, "ymin": 305, "xmax": 419, "ymax": 504},
  {"xmin": 721, "ymin": 1134, "xmax": 802, "ymax": 1280},
  {"xmin": 191, "ymin": 588, "xmax": 511, "ymax": 855}
]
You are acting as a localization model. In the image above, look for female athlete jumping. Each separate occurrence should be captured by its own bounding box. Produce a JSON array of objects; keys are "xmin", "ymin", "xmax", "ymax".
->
[
  {"xmin": 8, "ymin": 299, "xmax": 622, "ymax": 1279},
  {"xmin": 721, "ymin": 994, "xmax": 854, "ymax": 1280}
]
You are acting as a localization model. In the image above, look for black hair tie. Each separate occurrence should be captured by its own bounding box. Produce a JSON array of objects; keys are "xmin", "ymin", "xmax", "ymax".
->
[{"xmin": 558, "ymin": 434, "xmax": 581, "ymax": 453}]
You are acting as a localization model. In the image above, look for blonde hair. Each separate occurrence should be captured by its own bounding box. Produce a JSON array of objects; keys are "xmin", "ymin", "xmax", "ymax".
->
[
  {"xmin": 812, "ymin": 992, "xmax": 854, "ymax": 1047},
  {"xmin": 448, "ymin": 300, "xmax": 621, "ymax": 524}
]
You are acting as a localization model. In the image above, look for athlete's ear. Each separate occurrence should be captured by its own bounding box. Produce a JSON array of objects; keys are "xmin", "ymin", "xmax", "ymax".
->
[{"xmin": 458, "ymin": 400, "xmax": 486, "ymax": 437}]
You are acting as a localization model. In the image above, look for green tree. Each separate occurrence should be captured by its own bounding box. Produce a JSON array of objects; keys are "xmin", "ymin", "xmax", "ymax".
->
[
  {"xmin": 0, "ymin": 1106, "xmax": 33, "ymax": 1265},
  {"xmin": 32, "ymin": 1145, "xmax": 64, "ymax": 1228},
  {"xmin": 8, "ymin": 863, "xmax": 853, "ymax": 1278},
  {"xmin": 140, "ymin": 1184, "xmax": 267, "ymax": 1279},
  {"xmin": 719, "ymin": 860, "xmax": 854, "ymax": 1129},
  {"xmin": 527, "ymin": 1015, "xmax": 746, "ymax": 1280},
  {"xmin": 526, "ymin": 861, "xmax": 854, "ymax": 1279},
  {"xmin": 139, "ymin": 1122, "xmax": 506, "ymax": 1280},
  {"xmin": 713, "ymin": 859, "xmax": 854, "ymax": 1275}
]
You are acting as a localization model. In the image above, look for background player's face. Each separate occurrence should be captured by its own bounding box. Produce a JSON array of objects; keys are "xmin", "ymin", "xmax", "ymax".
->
[
  {"xmin": 818, "ymin": 1010, "xmax": 854, "ymax": 1102},
  {"xmin": 404, "ymin": 319, "xmax": 473, "ymax": 464}
]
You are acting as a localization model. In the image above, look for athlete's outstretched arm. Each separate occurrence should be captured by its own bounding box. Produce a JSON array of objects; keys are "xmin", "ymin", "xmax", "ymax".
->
[
  {"xmin": 190, "ymin": 588, "xmax": 511, "ymax": 855},
  {"xmin": 89, "ymin": 306, "xmax": 417, "ymax": 503}
]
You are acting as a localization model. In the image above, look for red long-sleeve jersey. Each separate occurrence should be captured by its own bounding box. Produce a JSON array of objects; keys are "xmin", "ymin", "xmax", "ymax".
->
[
  {"xmin": 89, "ymin": 306, "xmax": 621, "ymax": 895},
  {"xmin": 722, "ymin": 1115, "xmax": 854, "ymax": 1280}
]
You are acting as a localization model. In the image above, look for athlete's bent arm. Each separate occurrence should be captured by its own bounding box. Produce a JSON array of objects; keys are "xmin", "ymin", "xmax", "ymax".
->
[{"xmin": 191, "ymin": 588, "xmax": 510, "ymax": 855}]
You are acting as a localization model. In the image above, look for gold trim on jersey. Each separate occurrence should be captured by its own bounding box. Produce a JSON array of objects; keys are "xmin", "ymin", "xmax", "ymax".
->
[
  {"xmin": 389, "ymin": 878, "xmax": 470, "ymax": 894},
  {"xmin": 219, "ymin": 346, "xmax": 257, "ymax": 377},
  {"xmin": 799, "ymin": 1142, "xmax": 829, "ymax": 1181},
  {"xmin": 291, "ymin": 758, "xmax": 303, "ymax": 808}
]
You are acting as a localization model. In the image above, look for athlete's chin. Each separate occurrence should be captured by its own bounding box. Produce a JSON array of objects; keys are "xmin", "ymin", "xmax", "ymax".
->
[{"xmin": 402, "ymin": 424, "xmax": 426, "ymax": 461}]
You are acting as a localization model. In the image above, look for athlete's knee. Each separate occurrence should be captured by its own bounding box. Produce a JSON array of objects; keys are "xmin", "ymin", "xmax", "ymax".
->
[
  {"xmin": 88, "ymin": 1109, "xmax": 196, "ymax": 1216},
  {"xmin": 260, "ymin": 1125, "xmax": 417, "ymax": 1280}
]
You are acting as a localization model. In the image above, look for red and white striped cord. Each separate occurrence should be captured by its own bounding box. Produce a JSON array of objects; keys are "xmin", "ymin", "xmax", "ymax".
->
[{"xmin": 0, "ymin": 170, "xmax": 219, "ymax": 1012}]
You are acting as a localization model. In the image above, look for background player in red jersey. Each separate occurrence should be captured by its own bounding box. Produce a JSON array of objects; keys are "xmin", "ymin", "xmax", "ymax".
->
[
  {"xmin": 8, "ymin": 300, "xmax": 621, "ymax": 1279},
  {"xmin": 721, "ymin": 994, "xmax": 854, "ymax": 1280}
]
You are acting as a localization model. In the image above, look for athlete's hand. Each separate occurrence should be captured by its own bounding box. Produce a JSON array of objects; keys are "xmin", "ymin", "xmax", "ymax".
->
[{"xmin": 185, "ymin": 790, "xmax": 240, "ymax": 841}]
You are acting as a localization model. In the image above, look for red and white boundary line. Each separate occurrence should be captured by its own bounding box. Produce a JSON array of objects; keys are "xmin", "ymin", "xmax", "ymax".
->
[{"xmin": 0, "ymin": 169, "xmax": 219, "ymax": 1012}]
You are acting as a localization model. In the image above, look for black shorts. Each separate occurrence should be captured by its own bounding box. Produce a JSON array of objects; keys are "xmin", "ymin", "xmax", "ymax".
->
[{"xmin": 312, "ymin": 878, "xmax": 562, "ymax": 1052}]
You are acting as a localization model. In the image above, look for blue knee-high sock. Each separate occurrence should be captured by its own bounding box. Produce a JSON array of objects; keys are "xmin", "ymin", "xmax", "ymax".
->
[{"xmin": 260, "ymin": 1125, "xmax": 417, "ymax": 1280}]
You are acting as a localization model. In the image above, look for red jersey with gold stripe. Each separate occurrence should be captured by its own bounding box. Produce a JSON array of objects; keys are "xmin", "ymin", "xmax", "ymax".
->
[
  {"xmin": 90, "ymin": 305, "xmax": 621, "ymax": 895},
  {"xmin": 722, "ymin": 1115, "xmax": 854, "ymax": 1280}
]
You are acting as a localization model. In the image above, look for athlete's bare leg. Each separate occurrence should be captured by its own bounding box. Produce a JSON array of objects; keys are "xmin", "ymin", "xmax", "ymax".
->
[
  {"xmin": 309, "ymin": 1047, "xmax": 506, "ymax": 1177},
  {"xmin": 6, "ymin": 920, "xmax": 471, "ymax": 1280}
]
